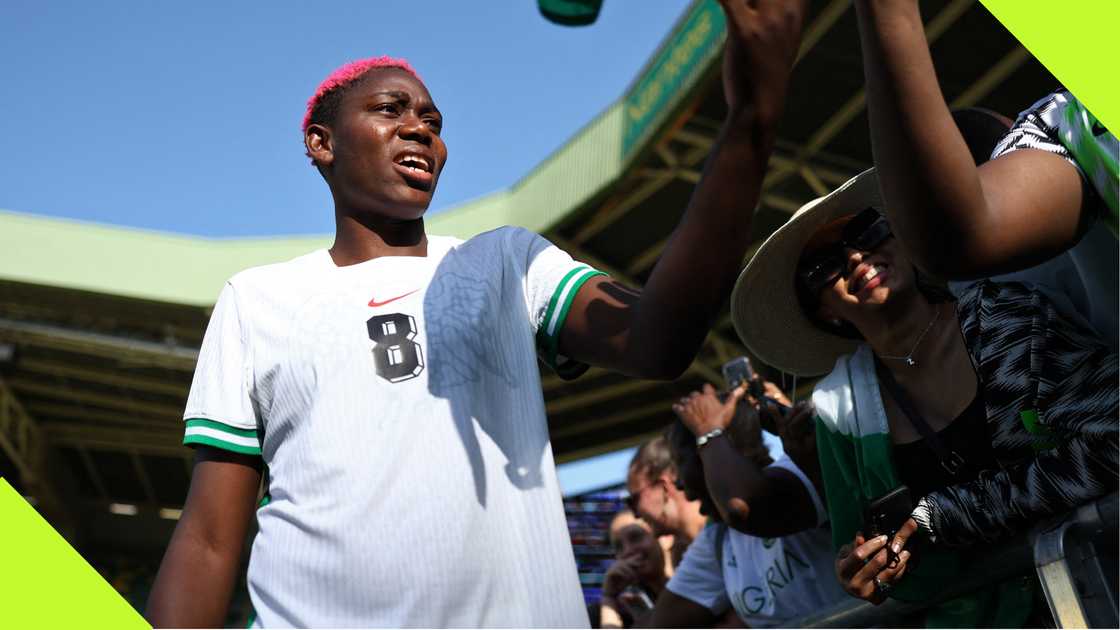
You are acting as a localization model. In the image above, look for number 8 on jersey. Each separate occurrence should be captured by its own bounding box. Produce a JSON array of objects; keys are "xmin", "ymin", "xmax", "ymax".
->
[{"xmin": 367, "ymin": 313, "xmax": 425, "ymax": 383}]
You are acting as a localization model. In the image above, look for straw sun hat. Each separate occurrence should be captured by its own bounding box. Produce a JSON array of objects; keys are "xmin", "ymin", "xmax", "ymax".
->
[{"xmin": 731, "ymin": 168, "xmax": 882, "ymax": 377}]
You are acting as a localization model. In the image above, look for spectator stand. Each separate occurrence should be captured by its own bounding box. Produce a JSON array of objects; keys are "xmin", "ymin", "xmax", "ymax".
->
[{"xmin": 564, "ymin": 484, "xmax": 627, "ymax": 605}]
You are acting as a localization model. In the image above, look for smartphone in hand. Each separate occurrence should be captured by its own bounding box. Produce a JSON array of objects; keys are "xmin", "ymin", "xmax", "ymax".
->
[{"xmin": 863, "ymin": 486, "xmax": 914, "ymax": 567}]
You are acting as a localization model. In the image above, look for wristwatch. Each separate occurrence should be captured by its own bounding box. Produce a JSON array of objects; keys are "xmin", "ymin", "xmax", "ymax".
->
[{"xmin": 695, "ymin": 428, "xmax": 724, "ymax": 449}]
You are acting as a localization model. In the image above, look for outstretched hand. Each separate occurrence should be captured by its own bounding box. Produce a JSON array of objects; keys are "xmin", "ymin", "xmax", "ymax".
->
[{"xmin": 717, "ymin": 0, "xmax": 809, "ymax": 121}]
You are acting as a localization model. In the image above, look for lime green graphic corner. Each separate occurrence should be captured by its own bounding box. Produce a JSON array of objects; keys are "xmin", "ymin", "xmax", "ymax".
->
[
  {"xmin": 981, "ymin": 0, "xmax": 1119, "ymax": 131},
  {"xmin": 0, "ymin": 478, "xmax": 150, "ymax": 629}
]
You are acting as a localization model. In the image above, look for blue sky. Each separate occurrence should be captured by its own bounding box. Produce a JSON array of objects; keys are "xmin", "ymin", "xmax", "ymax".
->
[
  {"xmin": 0, "ymin": 0, "xmax": 691, "ymax": 236},
  {"xmin": 2, "ymin": 0, "xmax": 782, "ymax": 493}
]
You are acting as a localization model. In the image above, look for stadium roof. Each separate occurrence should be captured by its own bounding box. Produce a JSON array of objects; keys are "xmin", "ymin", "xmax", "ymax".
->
[{"xmin": 0, "ymin": 0, "xmax": 1058, "ymax": 550}]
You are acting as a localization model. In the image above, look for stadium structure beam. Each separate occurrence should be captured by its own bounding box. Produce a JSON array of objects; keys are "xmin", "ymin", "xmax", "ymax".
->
[
  {"xmin": 547, "ymin": 378, "xmax": 664, "ymax": 416},
  {"xmin": 131, "ymin": 451, "xmax": 158, "ymax": 505},
  {"xmin": 760, "ymin": 194, "xmax": 806, "ymax": 214},
  {"xmin": 18, "ymin": 357, "xmax": 189, "ymax": 398},
  {"xmin": 760, "ymin": 0, "xmax": 975, "ymax": 194},
  {"xmin": 44, "ymin": 423, "xmax": 188, "ymax": 458},
  {"xmin": 0, "ymin": 376, "xmax": 44, "ymax": 485},
  {"xmin": 571, "ymin": 170, "xmax": 678, "ymax": 245},
  {"xmin": 0, "ymin": 317, "xmax": 198, "ymax": 371},
  {"xmin": 570, "ymin": 134, "xmax": 718, "ymax": 247},
  {"xmin": 800, "ymin": 166, "xmax": 831, "ymax": 197},
  {"xmin": 77, "ymin": 446, "xmax": 110, "ymax": 502},
  {"xmin": 0, "ymin": 376, "xmax": 74, "ymax": 538},
  {"xmin": 8, "ymin": 378, "xmax": 184, "ymax": 419},
  {"xmin": 795, "ymin": 0, "xmax": 853, "ymax": 64},
  {"xmin": 770, "ymin": 151, "xmax": 858, "ymax": 186},
  {"xmin": 24, "ymin": 401, "xmax": 180, "ymax": 427},
  {"xmin": 949, "ymin": 46, "xmax": 1032, "ymax": 109},
  {"xmin": 552, "ymin": 400, "xmax": 669, "ymax": 441}
]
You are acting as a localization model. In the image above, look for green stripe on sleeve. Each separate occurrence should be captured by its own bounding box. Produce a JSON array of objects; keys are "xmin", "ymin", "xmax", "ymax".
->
[
  {"xmin": 537, "ymin": 266, "xmax": 607, "ymax": 373},
  {"xmin": 183, "ymin": 434, "xmax": 262, "ymax": 456},
  {"xmin": 185, "ymin": 418, "xmax": 258, "ymax": 438},
  {"xmin": 540, "ymin": 266, "xmax": 589, "ymax": 340}
]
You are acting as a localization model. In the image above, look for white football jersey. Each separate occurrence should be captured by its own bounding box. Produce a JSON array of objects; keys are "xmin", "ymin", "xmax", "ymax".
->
[{"xmin": 183, "ymin": 227, "xmax": 603, "ymax": 628}]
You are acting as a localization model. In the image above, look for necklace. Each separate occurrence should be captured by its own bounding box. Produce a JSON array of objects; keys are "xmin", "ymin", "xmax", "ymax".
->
[{"xmin": 879, "ymin": 305, "xmax": 942, "ymax": 367}]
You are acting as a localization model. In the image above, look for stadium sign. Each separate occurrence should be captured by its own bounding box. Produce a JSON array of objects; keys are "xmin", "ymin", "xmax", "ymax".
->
[{"xmin": 622, "ymin": 0, "xmax": 726, "ymax": 159}]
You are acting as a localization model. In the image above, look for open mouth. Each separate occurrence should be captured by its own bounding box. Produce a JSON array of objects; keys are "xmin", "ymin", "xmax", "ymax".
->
[
  {"xmin": 392, "ymin": 152, "xmax": 435, "ymax": 190},
  {"xmin": 850, "ymin": 263, "xmax": 887, "ymax": 296}
]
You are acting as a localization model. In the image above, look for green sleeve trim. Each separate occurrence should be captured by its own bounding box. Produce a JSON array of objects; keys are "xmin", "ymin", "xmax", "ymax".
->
[
  {"xmin": 537, "ymin": 266, "xmax": 606, "ymax": 377},
  {"xmin": 183, "ymin": 434, "xmax": 262, "ymax": 456},
  {"xmin": 185, "ymin": 418, "xmax": 258, "ymax": 438}
]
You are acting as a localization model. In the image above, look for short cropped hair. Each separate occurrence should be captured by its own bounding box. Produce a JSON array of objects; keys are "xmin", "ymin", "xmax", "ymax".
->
[{"xmin": 302, "ymin": 56, "xmax": 421, "ymax": 133}]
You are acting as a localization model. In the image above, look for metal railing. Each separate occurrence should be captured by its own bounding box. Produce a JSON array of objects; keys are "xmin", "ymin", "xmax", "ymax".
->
[{"xmin": 792, "ymin": 493, "xmax": 1119, "ymax": 628}]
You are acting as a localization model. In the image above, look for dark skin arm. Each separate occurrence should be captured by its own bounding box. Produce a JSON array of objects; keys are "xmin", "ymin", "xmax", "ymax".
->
[
  {"xmin": 854, "ymin": 0, "xmax": 1087, "ymax": 279},
  {"xmin": 559, "ymin": 0, "xmax": 809, "ymax": 380},
  {"xmin": 673, "ymin": 383, "xmax": 820, "ymax": 537},
  {"xmin": 146, "ymin": 447, "xmax": 263, "ymax": 628}
]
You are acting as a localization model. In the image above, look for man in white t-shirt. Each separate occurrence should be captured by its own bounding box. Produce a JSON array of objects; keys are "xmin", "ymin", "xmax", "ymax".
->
[
  {"xmin": 647, "ymin": 382, "xmax": 846, "ymax": 627},
  {"xmin": 144, "ymin": 3, "xmax": 810, "ymax": 626}
]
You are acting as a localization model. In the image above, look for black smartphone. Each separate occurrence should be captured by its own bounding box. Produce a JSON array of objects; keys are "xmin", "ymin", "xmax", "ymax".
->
[
  {"xmin": 721, "ymin": 356, "xmax": 762, "ymax": 398},
  {"xmin": 863, "ymin": 486, "xmax": 914, "ymax": 566},
  {"xmin": 721, "ymin": 357, "xmax": 790, "ymax": 434}
]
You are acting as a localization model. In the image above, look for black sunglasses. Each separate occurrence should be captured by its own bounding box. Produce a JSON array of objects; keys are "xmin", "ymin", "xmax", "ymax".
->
[{"xmin": 798, "ymin": 208, "xmax": 892, "ymax": 297}]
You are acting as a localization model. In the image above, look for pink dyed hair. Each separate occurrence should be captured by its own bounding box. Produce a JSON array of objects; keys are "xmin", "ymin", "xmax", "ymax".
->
[{"xmin": 302, "ymin": 56, "xmax": 421, "ymax": 132}]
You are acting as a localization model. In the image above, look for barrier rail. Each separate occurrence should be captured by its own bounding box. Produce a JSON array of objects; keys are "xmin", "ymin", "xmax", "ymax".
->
[{"xmin": 792, "ymin": 493, "xmax": 1118, "ymax": 628}]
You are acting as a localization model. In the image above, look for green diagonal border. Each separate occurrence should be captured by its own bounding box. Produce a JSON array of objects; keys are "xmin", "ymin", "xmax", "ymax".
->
[
  {"xmin": 0, "ymin": 478, "xmax": 149, "ymax": 628},
  {"xmin": 980, "ymin": 0, "xmax": 1118, "ymax": 131}
]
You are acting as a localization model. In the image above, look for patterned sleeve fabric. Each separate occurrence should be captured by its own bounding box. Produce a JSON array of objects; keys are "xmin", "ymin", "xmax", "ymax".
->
[
  {"xmin": 991, "ymin": 90, "xmax": 1119, "ymax": 234},
  {"xmin": 991, "ymin": 91, "xmax": 1079, "ymax": 166},
  {"xmin": 911, "ymin": 281, "xmax": 1119, "ymax": 546}
]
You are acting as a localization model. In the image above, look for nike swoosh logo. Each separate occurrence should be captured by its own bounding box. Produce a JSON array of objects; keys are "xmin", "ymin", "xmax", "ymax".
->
[{"xmin": 368, "ymin": 289, "xmax": 419, "ymax": 308}]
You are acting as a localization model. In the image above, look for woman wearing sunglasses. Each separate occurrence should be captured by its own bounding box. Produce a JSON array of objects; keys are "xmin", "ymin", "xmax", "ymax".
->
[{"xmin": 729, "ymin": 169, "xmax": 1117, "ymax": 625}]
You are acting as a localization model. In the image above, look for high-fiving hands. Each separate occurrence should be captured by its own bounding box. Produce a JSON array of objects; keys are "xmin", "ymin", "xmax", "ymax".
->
[{"xmin": 717, "ymin": 0, "xmax": 809, "ymax": 122}]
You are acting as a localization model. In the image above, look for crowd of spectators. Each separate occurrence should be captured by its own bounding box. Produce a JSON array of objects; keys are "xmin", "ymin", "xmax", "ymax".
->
[{"xmin": 595, "ymin": 1, "xmax": 1117, "ymax": 625}]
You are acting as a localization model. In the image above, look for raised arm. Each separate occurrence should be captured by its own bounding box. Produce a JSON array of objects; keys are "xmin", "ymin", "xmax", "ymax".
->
[
  {"xmin": 673, "ymin": 384, "xmax": 819, "ymax": 537},
  {"xmin": 146, "ymin": 447, "xmax": 262, "ymax": 628},
  {"xmin": 853, "ymin": 0, "xmax": 1088, "ymax": 279},
  {"xmin": 559, "ymin": 0, "xmax": 808, "ymax": 379}
]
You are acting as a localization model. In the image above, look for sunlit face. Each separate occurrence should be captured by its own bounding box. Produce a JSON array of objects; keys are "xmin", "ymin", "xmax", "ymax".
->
[
  {"xmin": 608, "ymin": 511, "xmax": 665, "ymax": 582},
  {"xmin": 799, "ymin": 211, "xmax": 917, "ymax": 326},
  {"xmin": 307, "ymin": 67, "xmax": 447, "ymax": 220},
  {"xmin": 625, "ymin": 467, "xmax": 675, "ymax": 536}
]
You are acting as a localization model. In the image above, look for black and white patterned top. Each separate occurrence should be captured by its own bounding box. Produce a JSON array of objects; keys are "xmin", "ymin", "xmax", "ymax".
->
[{"xmin": 912, "ymin": 281, "xmax": 1119, "ymax": 546}]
